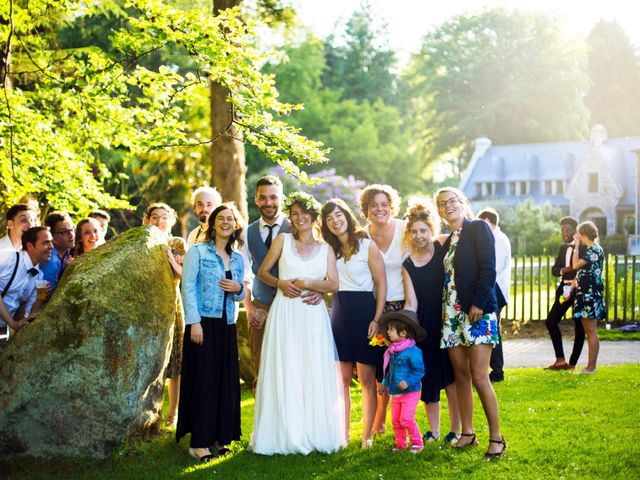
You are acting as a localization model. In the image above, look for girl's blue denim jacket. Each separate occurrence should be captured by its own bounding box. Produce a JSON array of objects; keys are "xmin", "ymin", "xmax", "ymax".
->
[
  {"xmin": 181, "ymin": 242, "xmax": 245, "ymax": 325},
  {"xmin": 382, "ymin": 345, "xmax": 425, "ymax": 396}
]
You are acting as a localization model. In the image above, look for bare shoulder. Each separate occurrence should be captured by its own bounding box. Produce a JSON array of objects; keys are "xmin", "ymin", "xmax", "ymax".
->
[{"xmin": 436, "ymin": 234, "xmax": 449, "ymax": 245}]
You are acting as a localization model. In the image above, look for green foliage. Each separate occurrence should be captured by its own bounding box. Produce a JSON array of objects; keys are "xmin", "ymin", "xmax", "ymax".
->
[
  {"xmin": 1, "ymin": 0, "xmax": 329, "ymax": 215},
  {"xmin": 403, "ymin": 8, "xmax": 590, "ymax": 172},
  {"xmin": 246, "ymin": 166, "xmax": 365, "ymax": 221},
  {"xmin": 256, "ymin": 36, "xmax": 420, "ymax": 196},
  {"xmin": 585, "ymin": 20, "xmax": 640, "ymax": 137},
  {"xmin": 600, "ymin": 233, "xmax": 628, "ymax": 255},
  {"xmin": 478, "ymin": 200, "xmax": 562, "ymax": 255},
  {"xmin": 322, "ymin": 1, "xmax": 397, "ymax": 105}
]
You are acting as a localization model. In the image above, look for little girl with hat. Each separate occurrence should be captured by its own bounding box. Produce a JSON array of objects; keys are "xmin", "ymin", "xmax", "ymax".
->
[{"xmin": 378, "ymin": 309, "xmax": 426, "ymax": 452}]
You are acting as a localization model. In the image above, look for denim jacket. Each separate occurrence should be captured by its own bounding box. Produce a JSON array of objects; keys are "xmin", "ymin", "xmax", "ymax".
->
[
  {"xmin": 382, "ymin": 345, "xmax": 425, "ymax": 396},
  {"xmin": 181, "ymin": 242, "xmax": 245, "ymax": 325}
]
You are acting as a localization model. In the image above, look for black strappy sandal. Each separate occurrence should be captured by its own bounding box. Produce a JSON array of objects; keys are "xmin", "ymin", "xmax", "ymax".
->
[
  {"xmin": 483, "ymin": 437, "xmax": 507, "ymax": 460},
  {"xmin": 189, "ymin": 447, "xmax": 216, "ymax": 463},
  {"xmin": 453, "ymin": 432, "xmax": 478, "ymax": 448}
]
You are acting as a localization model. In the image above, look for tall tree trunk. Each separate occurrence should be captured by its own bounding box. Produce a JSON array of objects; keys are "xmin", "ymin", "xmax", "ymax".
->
[{"xmin": 210, "ymin": 0, "xmax": 248, "ymax": 219}]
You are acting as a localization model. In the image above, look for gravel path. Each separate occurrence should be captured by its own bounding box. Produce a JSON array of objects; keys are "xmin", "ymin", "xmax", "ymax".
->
[{"xmin": 503, "ymin": 339, "xmax": 640, "ymax": 368}]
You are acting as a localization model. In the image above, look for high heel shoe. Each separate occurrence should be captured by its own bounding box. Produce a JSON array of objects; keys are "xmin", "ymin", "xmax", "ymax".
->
[
  {"xmin": 189, "ymin": 447, "xmax": 215, "ymax": 463},
  {"xmin": 483, "ymin": 437, "xmax": 507, "ymax": 460},
  {"xmin": 453, "ymin": 432, "xmax": 478, "ymax": 448}
]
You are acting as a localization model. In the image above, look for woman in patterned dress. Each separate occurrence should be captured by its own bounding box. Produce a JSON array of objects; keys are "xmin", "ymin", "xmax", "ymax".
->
[
  {"xmin": 435, "ymin": 187, "xmax": 505, "ymax": 460},
  {"xmin": 571, "ymin": 221, "xmax": 606, "ymax": 373},
  {"xmin": 143, "ymin": 203, "xmax": 185, "ymax": 427}
]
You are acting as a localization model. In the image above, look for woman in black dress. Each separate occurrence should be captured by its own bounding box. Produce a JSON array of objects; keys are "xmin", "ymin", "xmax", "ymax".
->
[
  {"xmin": 401, "ymin": 201, "xmax": 460, "ymax": 444},
  {"xmin": 177, "ymin": 203, "xmax": 245, "ymax": 462}
]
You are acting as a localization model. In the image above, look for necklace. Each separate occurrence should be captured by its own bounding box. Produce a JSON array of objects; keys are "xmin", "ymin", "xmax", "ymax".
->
[{"xmin": 412, "ymin": 243, "xmax": 434, "ymax": 266}]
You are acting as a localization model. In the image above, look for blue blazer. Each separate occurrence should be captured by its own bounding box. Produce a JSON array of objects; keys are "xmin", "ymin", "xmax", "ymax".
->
[{"xmin": 444, "ymin": 219, "xmax": 498, "ymax": 315}]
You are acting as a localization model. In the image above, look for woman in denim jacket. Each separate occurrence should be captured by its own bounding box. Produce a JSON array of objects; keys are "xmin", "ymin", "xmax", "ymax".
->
[
  {"xmin": 177, "ymin": 203, "xmax": 245, "ymax": 462},
  {"xmin": 378, "ymin": 310, "xmax": 426, "ymax": 453}
]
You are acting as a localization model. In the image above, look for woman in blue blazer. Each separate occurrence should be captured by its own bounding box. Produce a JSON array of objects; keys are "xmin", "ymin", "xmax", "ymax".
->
[{"xmin": 435, "ymin": 187, "xmax": 506, "ymax": 461}]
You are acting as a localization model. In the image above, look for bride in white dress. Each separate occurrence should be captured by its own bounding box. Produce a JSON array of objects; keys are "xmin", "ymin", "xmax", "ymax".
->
[{"xmin": 250, "ymin": 192, "xmax": 346, "ymax": 455}]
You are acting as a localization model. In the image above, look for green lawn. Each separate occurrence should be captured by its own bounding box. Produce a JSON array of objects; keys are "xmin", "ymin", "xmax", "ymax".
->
[{"xmin": 3, "ymin": 365, "xmax": 640, "ymax": 479}]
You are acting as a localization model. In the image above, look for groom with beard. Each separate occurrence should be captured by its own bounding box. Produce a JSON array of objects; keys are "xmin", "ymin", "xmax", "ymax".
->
[{"xmin": 241, "ymin": 176, "xmax": 322, "ymax": 390}]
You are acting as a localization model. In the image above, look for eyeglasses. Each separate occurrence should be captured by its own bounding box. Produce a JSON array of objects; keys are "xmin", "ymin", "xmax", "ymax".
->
[
  {"xmin": 54, "ymin": 228, "xmax": 74, "ymax": 236},
  {"xmin": 437, "ymin": 198, "xmax": 461, "ymax": 209}
]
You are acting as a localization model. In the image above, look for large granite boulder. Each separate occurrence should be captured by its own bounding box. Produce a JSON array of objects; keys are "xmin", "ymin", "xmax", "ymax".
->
[{"xmin": 0, "ymin": 226, "xmax": 176, "ymax": 459}]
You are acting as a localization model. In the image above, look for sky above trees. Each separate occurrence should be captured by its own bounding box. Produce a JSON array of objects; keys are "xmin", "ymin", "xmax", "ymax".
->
[{"xmin": 293, "ymin": 0, "xmax": 640, "ymax": 65}]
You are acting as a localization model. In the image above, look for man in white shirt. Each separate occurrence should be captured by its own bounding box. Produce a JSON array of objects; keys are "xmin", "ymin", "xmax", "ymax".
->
[
  {"xmin": 0, "ymin": 204, "xmax": 37, "ymax": 251},
  {"xmin": 478, "ymin": 207, "xmax": 511, "ymax": 383},
  {"xmin": 0, "ymin": 226, "xmax": 54, "ymax": 334},
  {"xmin": 186, "ymin": 186, "xmax": 222, "ymax": 247}
]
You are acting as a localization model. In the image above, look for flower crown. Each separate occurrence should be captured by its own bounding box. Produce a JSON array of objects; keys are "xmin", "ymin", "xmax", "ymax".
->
[{"xmin": 283, "ymin": 191, "xmax": 321, "ymax": 216}]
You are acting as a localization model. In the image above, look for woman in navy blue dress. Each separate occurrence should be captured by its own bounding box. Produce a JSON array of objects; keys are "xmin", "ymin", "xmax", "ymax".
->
[
  {"xmin": 401, "ymin": 201, "xmax": 460, "ymax": 444},
  {"xmin": 321, "ymin": 198, "xmax": 386, "ymax": 448}
]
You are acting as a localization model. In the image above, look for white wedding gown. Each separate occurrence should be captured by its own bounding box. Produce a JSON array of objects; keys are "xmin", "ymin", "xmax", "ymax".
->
[{"xmin": 250, "ymin": 234, "xmax": 346, "ymax": 455}]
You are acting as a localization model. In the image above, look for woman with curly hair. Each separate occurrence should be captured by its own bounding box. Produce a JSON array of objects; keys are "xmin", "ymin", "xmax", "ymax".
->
[
  {"xmin": 358, "ymin": 184, "xmax": 406, "ymax": 435},
  {"xmin": 401, "ymin": 200, "xmax": 460, "ymax": 444},
  {"xmin": 250, "ymin": 191, "xmax": 345, "ymax": 455},
  {"xmin": 73, "ymin": 218, "xmax": 102, "ymax": 256}
]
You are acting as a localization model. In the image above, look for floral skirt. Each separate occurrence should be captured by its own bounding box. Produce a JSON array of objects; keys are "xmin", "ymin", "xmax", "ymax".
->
[{"xmin": 441, "ymin": 306, "xmax": 499, "ymax": 349}]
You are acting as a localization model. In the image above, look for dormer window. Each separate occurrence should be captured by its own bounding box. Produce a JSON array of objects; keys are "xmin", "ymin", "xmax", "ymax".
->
[
  {"xmin": 485, "ymin": 182, "xmax": 493, "ymax": 196},
  {"xmin": 518, "ymin": 181, "xmax": 529, "ymax": 196},
  {"xmin": 588, "ymin": 173, "xmax": 598, "ymax": 193}
]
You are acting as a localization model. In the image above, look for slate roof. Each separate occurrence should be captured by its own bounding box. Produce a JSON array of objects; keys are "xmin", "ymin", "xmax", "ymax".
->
[{"xmin": 460, "ymin": 136, "xmax": 640, "ymax": 207}]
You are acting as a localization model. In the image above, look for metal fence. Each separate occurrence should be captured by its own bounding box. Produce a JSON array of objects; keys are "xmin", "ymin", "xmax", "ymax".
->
[{"xmin": 503, "ymin": 255, "xmax": 639, "ymax": 322}]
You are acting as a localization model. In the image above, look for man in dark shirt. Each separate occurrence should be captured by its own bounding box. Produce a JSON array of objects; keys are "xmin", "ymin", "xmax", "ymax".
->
[{"xmin": 544, "ymin": 216, "xmax": 586, "ymax": 370}]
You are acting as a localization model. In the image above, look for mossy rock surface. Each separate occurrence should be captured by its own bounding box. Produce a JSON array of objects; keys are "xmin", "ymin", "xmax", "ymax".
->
[{"xmin": 0, "ymin": 226, "xmax": 175, "ymax": 459}]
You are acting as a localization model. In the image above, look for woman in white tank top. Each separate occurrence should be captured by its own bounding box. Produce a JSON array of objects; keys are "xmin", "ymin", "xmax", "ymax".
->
[
  {"xmin": 359, "ymin": 184, "xmax": 407, "ymax": 435},
  {"xmin": 321, "ymin": 199, "xmax": 386, "ymax": 448}
]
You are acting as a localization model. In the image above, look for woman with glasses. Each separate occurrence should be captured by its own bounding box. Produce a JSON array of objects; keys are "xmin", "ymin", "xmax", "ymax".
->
[{"xmin": 435, "ymin": 187, "xmax": 506, "ymax": 460}]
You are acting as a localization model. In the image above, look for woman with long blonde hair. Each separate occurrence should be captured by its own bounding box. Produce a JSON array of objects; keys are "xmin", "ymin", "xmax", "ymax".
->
[{"xmin": 435, "ymin": 187, "xmax": 505, "ymax": 460}]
